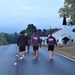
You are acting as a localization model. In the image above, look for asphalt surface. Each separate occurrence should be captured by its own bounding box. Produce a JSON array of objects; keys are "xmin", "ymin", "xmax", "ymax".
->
[{"xmin": 0, "ymin": 44, "xmax": 75, "ymax": 75}]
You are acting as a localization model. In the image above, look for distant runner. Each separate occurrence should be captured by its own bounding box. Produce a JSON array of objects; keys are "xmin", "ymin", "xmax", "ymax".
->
[
  {"xmin": 24, "ymin": 33, "xmax": 30, "ymax": 53},
  {"xmin": 17, "ymin": 32, "xmax": 27, "ymax": 59},
  {"xmin": 46, "ymin": 34, "xmax": 57, "ymax": 60},
  {"xmin": 31, "ymin": 30, "xmax": 41, "ymax": 59}
]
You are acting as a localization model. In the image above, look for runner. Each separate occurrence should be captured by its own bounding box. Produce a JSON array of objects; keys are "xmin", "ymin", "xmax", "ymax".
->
[
  {"xmin": 17, "ymin": 32, "xmax": 26, "ymax": 59},
  {"xmin": 31, "ymin": 30, "xmax": 41, "ymax": 59},
  {"xmin": 24, "ymin": 33, "xmax": 29, "ymax": 53},
  {"xmin": 46, "ymin": 34, "xmax": 57, "ymax": 60},
  {"xmin": 28, "ymin": 38, "xmax": 31, "ymax": 52}
]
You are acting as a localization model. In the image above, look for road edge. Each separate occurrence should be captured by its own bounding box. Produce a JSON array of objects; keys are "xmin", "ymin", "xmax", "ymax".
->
[{"xmin": 55, "ymin": 52, "xmax": 75, "ymax": 62}]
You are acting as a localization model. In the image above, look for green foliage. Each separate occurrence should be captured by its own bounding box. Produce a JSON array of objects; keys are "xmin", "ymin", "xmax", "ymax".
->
[
  {"xmin": 26, "ymin": 24, "xmax": 37, "ymax": 37},
  {"xmin": 0, "ymin": 33, "xmax": 7, "ymax": 44},
  {"xmin": 0, "ymin": 24, "xmax": 60, "ymax": 45},
  {"xmin": 0, "ymin": 32, "xmax": 18, "ymax": 45},
  {"xmin": 58, "ymin": 0, "xmax": 75, "ymax": 25},
  {"xmin": 20, "ymin": 24, "xmax": 37, "ymax": 38},
  {"xmin": 20, "ymin": 24, "xmax": 60, "ymax": 37},
  {"xmin": 20, "ymin": 30, "xmax": 26, "ymax": 34},
  {"xmin": 37, "ymin": 29, "xmax": 42, "ymax": 35}
]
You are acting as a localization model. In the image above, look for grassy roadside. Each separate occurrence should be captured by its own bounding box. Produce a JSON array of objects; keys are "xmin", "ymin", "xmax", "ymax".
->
[{"xmin": 42, "ymin": 44, "xmax": 75, "ymax": 60}]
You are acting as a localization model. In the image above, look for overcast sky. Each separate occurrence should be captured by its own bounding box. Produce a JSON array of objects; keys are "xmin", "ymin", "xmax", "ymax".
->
[{"xmin": 0, "ymin": 0, "xmax": 72, "ymax": 33}]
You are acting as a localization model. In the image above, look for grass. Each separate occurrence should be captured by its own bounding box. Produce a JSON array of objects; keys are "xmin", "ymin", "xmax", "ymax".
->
[{"xmin": 42, "ymin": 44, "xmax": 75, "ymax": 60}]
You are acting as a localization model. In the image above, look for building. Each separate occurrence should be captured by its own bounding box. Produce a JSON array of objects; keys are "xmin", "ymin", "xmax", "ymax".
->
[
  {"xmin": 53, "ymin": 16, "xmax": 75, "ymax": 44},
  {"xmin": 40, "ymin": 16, "xmax": 75, "ymax": 45},
  {"xmin": 53, "ymin": 27, "xmax": 75, "ymax": 44},
  {"xmin": 40, "ymin": 36, "xmax": 47, "ymax": 45}
]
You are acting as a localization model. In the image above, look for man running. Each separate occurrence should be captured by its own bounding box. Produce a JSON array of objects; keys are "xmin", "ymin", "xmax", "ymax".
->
[
  {"xmin": 17, "ymin": 32, "xmax": 27, "ymax": 59},
  {"xmin": 24, "ymin": 33, "xmax": 30, "ymax": 53},
  {"xmin": 31, "ymin": 30, "xmax": 41, "ymax": 59},
  {"xmin": 46, "ymin": 34, "xmax": 57, "ymax": 60}
]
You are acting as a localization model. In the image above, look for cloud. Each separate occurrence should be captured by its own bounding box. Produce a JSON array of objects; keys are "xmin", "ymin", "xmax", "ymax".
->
[
  {"xmin": 20, "ymin": 6, "xmax": 30, "ymax": 10},
  {"xmin": 12, "ymin": 6, "xmax": 30, "ymax": 11}
]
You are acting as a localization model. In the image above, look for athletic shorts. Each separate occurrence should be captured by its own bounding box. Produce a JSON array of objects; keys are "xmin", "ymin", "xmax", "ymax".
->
[
  {"xmin": 33, "ymin": 46, "xmax": 39, "ymax": 51},
  {"xmin": 19, "ymin": 46, "xmax": 25, "ymax": 52},
  {"xmin": 25, "ymin": 44, "xmax": 29, "ymax": 46},
  {"xmin": 48, "ymin": 45, "xmax": 54, "ymax": 51}
]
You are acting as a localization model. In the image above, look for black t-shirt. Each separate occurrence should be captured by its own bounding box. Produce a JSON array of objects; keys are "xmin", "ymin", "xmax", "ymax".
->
[{"xmin": 17, "ymin": 35, "xmax": 27, "ymax": 47}]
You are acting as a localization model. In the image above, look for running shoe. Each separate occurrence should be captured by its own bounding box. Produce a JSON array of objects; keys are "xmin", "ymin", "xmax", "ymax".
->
[
  {"xmin": 20, "ymin": 57, "xmax": 23, "ymax": 59},
  {"xmin": 36, "ymin": 56, "xmax": 38, "ymax": 60},
  {"xmin": 50, "ymin": 58, "xmax": 53, "ymax": 60},
  {"xmin": 22, "ymin": 55, "xmax": 24, "ymax": 59},
  {"xmin": 25, "ymin": 49, "xmax": 28, "ymax": 53},
  {"xmin": 33, "ymin": 56, "xmax": 36, "ymax": 59}
]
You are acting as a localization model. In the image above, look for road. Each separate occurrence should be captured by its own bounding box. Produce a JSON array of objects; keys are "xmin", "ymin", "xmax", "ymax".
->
[{"xmin": 0, "ymin": 44, "xmax": 75, "ymax": 75}]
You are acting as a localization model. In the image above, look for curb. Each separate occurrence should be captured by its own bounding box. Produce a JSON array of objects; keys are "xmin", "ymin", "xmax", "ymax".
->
[{"xmin": 55, "ymin": 52, "xmax": 75, "ymax": 62}]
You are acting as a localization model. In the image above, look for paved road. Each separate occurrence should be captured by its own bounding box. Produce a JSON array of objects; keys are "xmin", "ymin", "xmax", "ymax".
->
[{"xmin": 0, "ymin": 44, "xmax": 75, "ymax": 75}]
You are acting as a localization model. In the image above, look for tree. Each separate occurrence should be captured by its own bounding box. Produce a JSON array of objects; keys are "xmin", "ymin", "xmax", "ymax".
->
[
  {"xmin": 58, "ymin": 0, "xmax": 75, "ymax": 25},
  {"xmin": 37, "ymin": 29, "xmax": 42, "ymax": 35},
  {"xmin": 12, "ymin": 32, "xmax": 18, "ymax": 43},
  {"xmin": 4, "ymin": 32, "xmax": 18, "ymax": 44},
  {"xmin": 19, "ymin": 24, "xmax": 37, "ymax": 37},
  {"xmin": 42, "ymin": 29, "xmax": 47, "ymax": 35},
  {"xmin": 26, "ymin": 24, "xmax": 37, "ymax": 37},
  {"xmin": 20, "ymin": 30, "xmax": 26, "ymax": 34},
  {"xmin": 0, "ymin": 33, "xmax": 7, "ymax": 44}
]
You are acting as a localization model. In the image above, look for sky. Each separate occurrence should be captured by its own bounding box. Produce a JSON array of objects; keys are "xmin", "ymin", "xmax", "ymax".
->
[{"xmin": 0, "ymin": 0, "xmax": 74, "ymax": 33}]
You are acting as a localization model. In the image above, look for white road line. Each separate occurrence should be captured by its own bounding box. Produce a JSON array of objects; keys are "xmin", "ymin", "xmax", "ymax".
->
[{"xmin": 55, "ymin": 52, "xmax": 75, "ymax": 62}]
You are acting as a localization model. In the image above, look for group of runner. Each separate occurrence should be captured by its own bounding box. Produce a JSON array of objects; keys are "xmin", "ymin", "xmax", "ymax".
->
[{"xmin": 17, "ymin": 30, "xmax": 57, "ymax": 60}]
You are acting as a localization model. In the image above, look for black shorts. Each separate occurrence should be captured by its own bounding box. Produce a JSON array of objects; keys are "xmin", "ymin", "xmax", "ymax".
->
[
  {"xmin": 19, "ymin": 47, "xmax": 25, "ymax": 52},
  {"xmin": 48, "ymin": 45, "xmax": 54, "ymax": 51},
  {"xmin": 33, "ymin": 46, "xmax": 39, "ymax": 51}
]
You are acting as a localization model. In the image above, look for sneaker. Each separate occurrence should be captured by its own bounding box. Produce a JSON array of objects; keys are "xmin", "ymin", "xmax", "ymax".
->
[
  {"xmin": 20, "ymin": 57, "xmax": 23, "ymax": 59},
  {"xmin": 50, "ymin": 58, "xmax": 53, "ymax": 60},
  {"xmin": 27, "ymin": 50, "xmax": 29, "ymax": 53},
  {"xmin": 25, "ymin": 49, "xmax": 28, "ymax": 53},
  {"xmin": 22, "ymin": 55, "xmax": 24, "ymax": 59},
  {"xmin": 26, "ymin": 50, "xmax": 28, "ymax": 53},
  {"xmin": 36, "ymin": 56, "xmax": 38, "ymax": 60},
  {"xmin": 33, "ymin": 57, "xmax": 36, "ymax": 59}
]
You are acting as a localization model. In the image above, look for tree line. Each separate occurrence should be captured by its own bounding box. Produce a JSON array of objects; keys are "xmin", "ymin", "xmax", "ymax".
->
[
  {"xmin": 20, "ymin": 24, "xmax": 60, "ymax": 38},
  {"xmin": 0, "ymin": 32, "xmax": 18, "ymax": 45},
  {"xmin": 0, "ymin": 24, "xmax": 60, "ymax": 45},
  {"xmin": 0, "ymin": 23, "xmax": 75, "ymax": 45}
]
